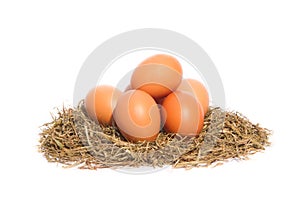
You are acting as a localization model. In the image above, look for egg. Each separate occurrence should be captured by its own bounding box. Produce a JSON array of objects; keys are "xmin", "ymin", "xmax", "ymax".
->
[
  {"xmin": 177, "ymin": 79, "xmax": 209, "ymax": 115},
  {"xmin": 161, "ymin": 91, "xmax": 204, "ymax": 136},
  {"xmin": 130, "ymin": 54, "xmax": 183, "ymax": 99},
  {"xmin": 85, "ymin": 85, "xmax": 122, "ymax": 125},
  {"xmin": 113, "ymin": 90, "xmax": 161, "ymax": 142}
]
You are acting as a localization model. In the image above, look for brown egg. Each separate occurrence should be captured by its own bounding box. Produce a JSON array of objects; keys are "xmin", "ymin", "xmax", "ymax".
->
[
  {"xmin": 177, "ymin": 79, "xmax": 209, "ymax": 115},
  {"xmin": 113, "ymin": 90, "xmax": 161, "ymax": 142},
  {"xmin": 161, "ymin": 91, "xmax": 204, "ymax": 136},
  {"xmin": 85, "ymin": 85, "xmax": 122, "ymax": 125},
  {"xmin": 131, "ymin": 54, "xmax": 183, "ymax": 99}
]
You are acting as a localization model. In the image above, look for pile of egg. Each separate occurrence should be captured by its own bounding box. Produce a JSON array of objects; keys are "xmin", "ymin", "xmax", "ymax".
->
[{"xmin": 85, "ymin": 54, "xmax": 209, "ymax": 142}]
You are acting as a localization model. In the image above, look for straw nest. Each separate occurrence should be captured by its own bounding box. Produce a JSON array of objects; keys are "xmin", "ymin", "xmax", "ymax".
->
[{"xmin": 39, "ymin": 101, "xmax": 271, "ymax": 170}]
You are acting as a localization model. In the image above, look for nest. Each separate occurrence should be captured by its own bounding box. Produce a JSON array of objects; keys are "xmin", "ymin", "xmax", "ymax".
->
[{"xmin": 38, "ymin": 101, "xmax": 271, "ymax": 170}]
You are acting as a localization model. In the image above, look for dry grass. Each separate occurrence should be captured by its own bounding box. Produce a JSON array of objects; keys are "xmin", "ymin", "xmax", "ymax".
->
[{"xmin": 39, "ymin": 101, "xmax": 270, "ymax": 170}]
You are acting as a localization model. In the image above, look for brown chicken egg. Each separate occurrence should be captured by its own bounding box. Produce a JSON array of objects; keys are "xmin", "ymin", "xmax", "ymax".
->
[
  {"xmin": 85, "ymin": 85, "xmax": 122, "ymax": 125},
  {"xmin": 161, "ymin": 91, "xmax": 204, "ymax": 136},
  {"xmin": 113, "ymin": 90, "xmax": 161, "ymax": 142},
  {"xmin": 130, "ymin": 54, "xmax": 183, "ymax": 99},
  {"xmin": 177, "ymin": 79, "xmax": 209, "ymax": 115}
]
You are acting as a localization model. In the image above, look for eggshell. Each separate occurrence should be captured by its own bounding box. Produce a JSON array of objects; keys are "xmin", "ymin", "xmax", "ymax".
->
[
  {"xmin": 85, "ymin": 85, "xmax": 122, "ymax": 125},
  {"xmin": 161, "ymin": 91, "xmax": 204, "ymax": 136},
  {"xmin": 113, "ymin": 90, "xmax": 161, "ymax": 142},
  {"xmin": 131, "ymin": 54, "xmax": 183, "ymax": 99},
  {"xmin": 177, "ymin": 79, "xmax": 209, "ymax": 115}
]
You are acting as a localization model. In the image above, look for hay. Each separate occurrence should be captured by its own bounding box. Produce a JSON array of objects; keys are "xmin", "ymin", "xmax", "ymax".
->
[{"xmin": 38, "ymin": 101, "xmax": 271, "ymax": 170}]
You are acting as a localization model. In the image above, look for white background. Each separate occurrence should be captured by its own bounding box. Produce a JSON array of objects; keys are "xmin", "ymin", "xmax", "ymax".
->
[{"xmin": 1, "ymin": 0, "xmax": 299, "ymax": 199}]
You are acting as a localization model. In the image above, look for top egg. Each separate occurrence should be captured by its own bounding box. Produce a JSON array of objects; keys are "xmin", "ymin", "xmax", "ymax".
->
[{"xmin": 130, "ymin": 54, "xmax": 183, "ymax": 99}]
